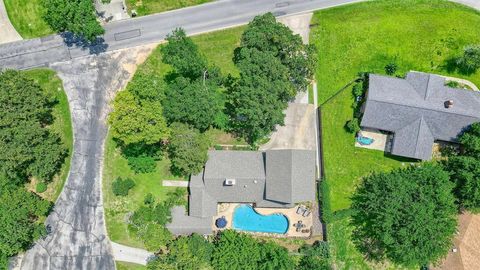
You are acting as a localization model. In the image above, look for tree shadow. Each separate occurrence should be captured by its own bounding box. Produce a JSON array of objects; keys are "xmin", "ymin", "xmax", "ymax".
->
[
  {"xmin": 61, "ymin": 32, "xmax": 109, "ymax": 55},
  {"xmin": 440, "ymin": 56, "xmax": 477, "ymax": 76}
]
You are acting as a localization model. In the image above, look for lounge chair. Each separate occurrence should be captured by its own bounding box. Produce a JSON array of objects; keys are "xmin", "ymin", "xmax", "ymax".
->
[
  {"xmin": 296, "ymin": 206, "xmax": 305, "ymax": 214},
  {"xmin": 302, "ymin": 210, "xmax": 311, "ymax": 217}
]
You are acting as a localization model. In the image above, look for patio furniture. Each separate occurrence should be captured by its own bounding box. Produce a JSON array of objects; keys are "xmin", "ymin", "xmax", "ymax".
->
[
  {"xmin": 215, "ymin": 216, "xmax": 228, "ymax": 229},
  {"xmin": 302, "ymin": 210, "xmax": 311, "ymax": 217},
  {"xmin": 296, "ymin": 206, "xmax": 305, "ymax": 214}
]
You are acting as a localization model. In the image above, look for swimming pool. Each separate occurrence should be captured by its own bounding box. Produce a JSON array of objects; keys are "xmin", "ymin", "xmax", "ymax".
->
[{"xmin": 232, "ymin": 205, "xmax": 289, "ymax": 234}]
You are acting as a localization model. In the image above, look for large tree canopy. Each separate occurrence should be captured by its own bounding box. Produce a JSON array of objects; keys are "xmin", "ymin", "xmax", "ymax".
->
[
  {"xmin": 161, "ymin": 28, "xmax": 208, "ymax": 80},
  {"xmin": 42, "ymin": 0, "xmax": 104, "ymax": 42},
  {"xmin": 227, "ymin": 13, "xmax": 317, "ymax": 143},
  {"xmin": 109, "ymin": 90, "xmax": 170, "ymax": 146},
  {"xmin": 445, "ymin": 156, "xmax": 480, "ymax": 210},
  {"xmin": 167, "ymin": 123, "xmax": 210, "ymax": 176},
  {"xmin": 235, "ymin": 12, "xmax": 317, "ymax": 92},
  {"xmin": 163, "ymin": 76, "xmax": 224, "ymax": 131},
  {"xmin": 351, "ymin": 164, "xmax": 457, "ymax": 267},
  {"xmin": 0, "ymin": 177, "xmax": 50, "ymax": 268},
  {"xmin": 459, "ymin": 122, "xmax": 480, "ymax": 158},
  {"xmin": 0, "ymin": 70, "xmax": 66, "ymax": 184}
]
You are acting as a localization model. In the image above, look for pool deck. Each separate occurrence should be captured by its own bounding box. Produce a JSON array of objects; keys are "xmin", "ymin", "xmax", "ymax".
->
[
  {"xmin": 355, "ymin": 128, "xmax": 390, "ymax": 152},
  {"xmin": 213, "ymin": 203, "xmax": 313, "ymax": 238}
]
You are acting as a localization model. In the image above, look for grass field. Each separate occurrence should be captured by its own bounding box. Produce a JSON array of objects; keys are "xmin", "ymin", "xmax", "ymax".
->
[
  {"xmin": 4, "ymin": 0, "xmax": 53, "ymax": 39},
  {"xmin": 126, "ymin": 0, "xmax": 211, "ymax": 16},
  {"xmin": 103, "ymin": 26, "xmax": 245, "ymax": 250},
  {"xmin": 24, "ymin": 69, "xmax": 73, "ymax": 203},
  {"xmin": 310, "ymin": 0, "xmax": 480, "ymax": 268},
  {"xmin": 116, "ymin": 261, "xmax": 146, "ymax": 270}
]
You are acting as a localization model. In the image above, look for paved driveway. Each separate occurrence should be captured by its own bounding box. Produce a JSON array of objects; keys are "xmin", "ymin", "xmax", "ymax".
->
[{"xmin": 20, "ymin": 46, "xmax": 154, "ymax": 270}]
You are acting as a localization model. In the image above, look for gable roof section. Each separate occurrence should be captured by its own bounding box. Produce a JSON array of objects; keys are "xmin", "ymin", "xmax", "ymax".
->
[
  {"xmin": 361, "ymin": 72, "xmax": 480, "ymax": 160},
  {"xmin": 265, "ymin": 149, "xmax": 316, "ymax": 203}
]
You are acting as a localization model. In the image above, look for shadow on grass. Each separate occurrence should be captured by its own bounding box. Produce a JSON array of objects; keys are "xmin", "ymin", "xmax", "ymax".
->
[{"xmin": 440, "ymin": 56, "xmax": 478, "ymax": 76}]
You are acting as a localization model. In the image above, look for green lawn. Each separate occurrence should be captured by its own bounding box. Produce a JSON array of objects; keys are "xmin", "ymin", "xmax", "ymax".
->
[
  {"xmin": 116, "ymin": 261, "xmax": 146, "ymax": 270},
  {"xmin": 24, "ymin": 69, "xmax": 73, "ymax": 203},
  {"xmin": 4, "ymin": 0, "xmax": 54, "ymax": 39},
  {"xmin": 311, "ymin": 0, "xmax": 480, "ymax": 268},
  {"xmin": 126, "ymin": 0, "xmax": 212, "ymax": 16},
  {"xmin": 103, "ymin": 26, "xmax": 245, "ymax": 249}
]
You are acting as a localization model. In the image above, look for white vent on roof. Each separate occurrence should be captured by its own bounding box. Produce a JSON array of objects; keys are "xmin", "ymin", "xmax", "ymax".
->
[{"xmin": 224, "ymin": 179, "xmax": 236, "ymax": 186}]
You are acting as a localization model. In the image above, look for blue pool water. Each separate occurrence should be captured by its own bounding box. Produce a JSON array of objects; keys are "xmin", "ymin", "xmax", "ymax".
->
[
  {"xmin": 232, "ymin": 205, "xmax": 289, "ymax": 234},
  {"xmin": 357, "ymin": 136, "xmax": 374, "ymax": 145}
]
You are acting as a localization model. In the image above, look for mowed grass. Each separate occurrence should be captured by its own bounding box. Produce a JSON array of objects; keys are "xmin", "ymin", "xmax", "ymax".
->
[
  {"xmin": 310, "ymin": 0, "xmax": 480, "ymax": 268},
  {"xmin": 116, "ymin": 261, "xmax": 146, "ymax": 270},
  {"xmin": 4, "ymin": 0, "xmax": 54, "ymax": 38},
  {"xmin": 103, "ymin": 26, "xmax": 245, "ymax": 249},
  {"xmin": 126, "ymin": 0, "xmax": 211, "ymax": 16}
]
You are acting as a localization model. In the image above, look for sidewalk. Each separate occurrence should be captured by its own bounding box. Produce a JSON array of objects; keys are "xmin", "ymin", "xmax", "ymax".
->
[
  {"xmin": 0, "ymin": 0, "xmax": 21, "ymax": 44},
  {"xmin": 111, "ymin": 242, "xmax": 154, "ymax": 266}
]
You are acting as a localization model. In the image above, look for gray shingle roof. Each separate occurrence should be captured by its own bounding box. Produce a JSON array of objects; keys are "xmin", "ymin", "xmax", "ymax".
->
[
  {"xmin": 169, "ymin": 149, "xmax": 316, "ymax": 234},
  {"xmin": 166, "ymin": 206, "xmax": 213, "ymax": 235},
  {"xmin": 361, "ymin": 72, "xmax": 480, "ymax": 160},
  {"xmin": 265, "ymin": 149, "xmax": 316, "ymax": 203}
]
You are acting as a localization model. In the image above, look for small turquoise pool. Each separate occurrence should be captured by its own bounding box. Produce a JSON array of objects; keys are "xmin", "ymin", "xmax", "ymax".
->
[
  {"xmin": 357, "ymin": 136, "xmax": 374, "ymax": 145},
  {"xmin": 232, "ymin": 205, "xmax": 289, "ymax": 234}
]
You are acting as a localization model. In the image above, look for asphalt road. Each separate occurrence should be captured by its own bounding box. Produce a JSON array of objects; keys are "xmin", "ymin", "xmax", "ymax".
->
[
  {"xmin": 0, "ymin": 0, "xmax": 363, "ymax": 70},
  {"xmin": 19, "ymin": 46, "xmax": 154, "ymax": 270}
]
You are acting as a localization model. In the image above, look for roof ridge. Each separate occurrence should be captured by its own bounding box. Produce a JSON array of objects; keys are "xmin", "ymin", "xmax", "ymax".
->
[{"xmin": 368, "ymin": 99, "xmax": 480, "ymax": 119}]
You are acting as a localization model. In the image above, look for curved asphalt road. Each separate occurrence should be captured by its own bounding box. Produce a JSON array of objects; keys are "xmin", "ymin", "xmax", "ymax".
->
[{"xmin": 7, "ymin": 0, "xmax": 480, "ymax": 269}]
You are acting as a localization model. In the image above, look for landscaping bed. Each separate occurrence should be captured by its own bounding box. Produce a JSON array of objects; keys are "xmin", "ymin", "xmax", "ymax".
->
[
  {"xmin": 126, "ymin": 0, "xmax": 212, "ymax": 17},
  {"xmin": 311, "ymin": 0, "xmax": 480, "ymax": 268}
]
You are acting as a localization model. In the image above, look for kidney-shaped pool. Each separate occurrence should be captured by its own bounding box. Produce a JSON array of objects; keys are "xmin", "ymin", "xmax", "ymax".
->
[{"xmin": 232, "ymin": 204, "xmax": 289, "ymax": 234}]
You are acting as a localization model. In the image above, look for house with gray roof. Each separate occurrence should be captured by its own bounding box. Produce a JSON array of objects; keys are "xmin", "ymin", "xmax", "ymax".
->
[
  {"xmin": 361, "ymin": 71, "xmax": 480, "ymax": 160},
  {"xmin": 166, "ymin": 149, "xmax": 316, "ymax": 235}
]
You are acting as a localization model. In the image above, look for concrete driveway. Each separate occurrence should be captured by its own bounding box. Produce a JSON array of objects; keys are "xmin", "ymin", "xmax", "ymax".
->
[
  {"xmin": 0, "ymin": 0, "xmax": 21, "ymax": 44},
  {"xmin": 19, "ymin": 45, "xmax": 154, "ymax": 270}
]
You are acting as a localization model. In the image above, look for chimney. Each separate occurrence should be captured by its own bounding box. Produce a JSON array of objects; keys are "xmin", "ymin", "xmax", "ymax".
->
[{"xmin": 445, "ymin": 100, "xmax": 454, "ymax": 109}]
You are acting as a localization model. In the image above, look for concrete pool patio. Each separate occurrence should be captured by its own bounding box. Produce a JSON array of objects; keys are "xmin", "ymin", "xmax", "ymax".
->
[{"xmin": 213, "ymin": 203, "xmax": 313, "ymax": 238}]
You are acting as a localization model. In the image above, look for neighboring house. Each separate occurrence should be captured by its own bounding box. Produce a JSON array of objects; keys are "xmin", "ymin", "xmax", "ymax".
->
[
  {"xmin": 360, "ymin": 71, "xmax": 480, "ymax": 160},
  {"xmin": 166, "ymin": 149, "xmax": 316, "ymax": 235}
]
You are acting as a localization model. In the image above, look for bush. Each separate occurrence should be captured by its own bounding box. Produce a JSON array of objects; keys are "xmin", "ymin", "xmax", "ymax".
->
[
  {"xmin": 445, "ymin": 81, "xmax": 460, "ymax": 88},
  {"xmin": 352, "ymin": 83, "xmax": 364, "ymax": 98},
  {"xmin": 456, "ymin": 45, "xmax": 480, "ymax": 73},
  {"xmin": 127, "ymin": 156, "xmax": 157, "ymax": 174},
  {"xmin": 345, "ymin": 118, "xmax": 361, "ymax": 134},
  {"xmin": 112, "ymin": 177, "xmax": 135, "ymax": 196},
  {"xmin": 384, "ymin": 62, "xmax": 398, "ymax": 75},
  {"xmin": 36, "ymin": 182, "xmax": 47, "ymax": 193},
  {"xmin": 144, "ymin": 193, "xmax": 155, "ymax": 205}
]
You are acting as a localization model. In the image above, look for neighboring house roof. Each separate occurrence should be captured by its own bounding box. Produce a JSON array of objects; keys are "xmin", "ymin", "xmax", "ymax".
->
[
  {"xmin": 166, "ymin": 206, "xmax": 213, "ymax": 235},
  {"xmin": 167, "ymin": 149, "xmax": 316, "ymax": 234},
  {"xmin": 361, "ymin": 72, "xmax": 480, "ymax": 160}
]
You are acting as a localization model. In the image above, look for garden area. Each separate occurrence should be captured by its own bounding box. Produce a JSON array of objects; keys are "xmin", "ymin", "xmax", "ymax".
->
[
  {"xmin": 126, "ymin": 0, "xmax": 211, "ymax": 16},
  {"xmin": 311, "ymin": 0, "xmax": 480, "ymax": 268}
]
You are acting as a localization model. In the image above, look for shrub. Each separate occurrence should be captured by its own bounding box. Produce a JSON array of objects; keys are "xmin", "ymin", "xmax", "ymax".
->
[
  {"xmin": 352, "ymin": 83, "xmax": 364, "ymax": 98},
  {"xmin": 36, "ymin": 182, "xmax": 47, "ymax": 193},
  {"xmin": 127, "ymin": 156, "xmax": 157, "ymax": 174},
  {"xmin": 345, "ymin": 118, "xmax": 361, "ymax": 134},
  {"xmin": 384, "ymin": 62, "xmax": 398, "ymax": 75},
  {"xmin": 112, "ymin": 177, "xmax": 135, "ymax": 196},
  {"xmin": 144, "ymin": 193, "xmax": 155, "ymax": 205},
  {"xmin": 445, "ymin": 81, "xmax": 460, "ymax": 88},
  {"xmin": 456, "ymin": 45, "xmax": 480, "ymax": 73}
]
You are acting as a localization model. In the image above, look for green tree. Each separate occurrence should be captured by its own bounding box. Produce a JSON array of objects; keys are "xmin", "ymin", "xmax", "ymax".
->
[
  {"xmin": 149, "ymin": 234, "xmax": 213, "ymax": 270},
  {"xmin": 258, "ymin": 241, "xmax": 295, "ymax": 270},
  {"xmin": 0, "ymin": 70, "xmax": 66, "ymax": 184},
  {"xmin": 211, "ymin": 230, "xmax": 261, "ymax": 270},
  {"xmin": 163, "ymin": 76, "xmax": 224, "ymax": 131},
  {"xmin": 0, "ymin": 177, "xmax": 51, "ymax": 269},
  {"xmin": 237, "ymin": 13, "xmax": 317, "ymax": 92},
  {"xmin": 42, "ymin": 0, "xmax": 104, "ymax": 41},
  {"xmin": 459, "ymin": 122, "xmax": 480, "ymax": 158},
  {"xmin": 161, "ymin": 28, "xmax": 208, "ymax": 79},
  {"xmin": 167, "ymin": 123, "xmax": 210, "ymax": 176},
  {"xmin": 298, "ymin": 241, "xmax": 331, "ymax": 270},
  {"xmin": 351, "ymin": 164, "xmax": 457, "ymax": 267},
  {"xmin": 109, "ymin": 90, "xmax": 170, "ymax": 146},
  {"xmin": 456, "ymin": 45, "xmax": 480, "ymax": 73},
  {"xmin": 444, "ymin": 156, "xmax": 480, "ymax": 210}
]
